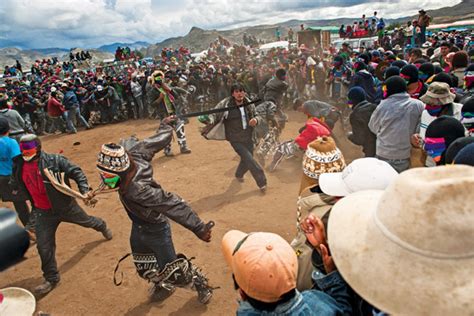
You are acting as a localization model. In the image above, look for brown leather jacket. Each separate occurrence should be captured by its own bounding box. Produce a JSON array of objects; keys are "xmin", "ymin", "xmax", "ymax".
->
[{"xmin": 118, "ymin": 122, "xmax": 207, "ymax": 237}]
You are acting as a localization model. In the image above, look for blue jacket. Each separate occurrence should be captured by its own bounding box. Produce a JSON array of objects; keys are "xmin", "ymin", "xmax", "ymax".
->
[
  {"xmin": 237, "ymin": 271, "xmax": 352, "ymax": 316},
  {"xmin": 63, "ymin": 90, "xmax": 80, "ymax": 110}
]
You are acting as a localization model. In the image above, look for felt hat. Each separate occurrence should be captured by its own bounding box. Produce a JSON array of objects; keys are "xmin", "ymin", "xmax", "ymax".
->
[{"xmin": 328, "ymin": 165, "xmax": 474, "ymax": 315}]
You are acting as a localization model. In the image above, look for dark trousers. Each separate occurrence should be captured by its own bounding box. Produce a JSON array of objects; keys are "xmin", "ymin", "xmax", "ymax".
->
[
  {"xmin": 230, "ymin": 141, "xmax": 267, "ymax": 187},
  {"xmin": 130, "ymin": 220, "xmax": 177, "ymax": 274},
  {"xmin": 34, "ymin": 202, "xmax": 106, "ymax": 283}
]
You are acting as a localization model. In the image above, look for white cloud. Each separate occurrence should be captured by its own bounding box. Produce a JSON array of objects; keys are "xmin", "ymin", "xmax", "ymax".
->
[{"xmin": 0, "ymin": 0, "xmax": 463, "ymax": 49}]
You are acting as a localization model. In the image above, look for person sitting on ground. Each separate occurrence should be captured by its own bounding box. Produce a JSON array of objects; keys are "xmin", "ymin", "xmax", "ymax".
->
[
  {"xmin": 347, "ymin": 87, "xmax": 377, "ymax": 157},
  {"xmin": 221, "ymin": 229, "xmax": 352, "ymax": 315}
]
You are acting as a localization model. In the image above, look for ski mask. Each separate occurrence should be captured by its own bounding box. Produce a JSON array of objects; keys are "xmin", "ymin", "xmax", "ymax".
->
[{"xmin": 19, "ymin": 134, "xmax": 41, "ymax": 162}]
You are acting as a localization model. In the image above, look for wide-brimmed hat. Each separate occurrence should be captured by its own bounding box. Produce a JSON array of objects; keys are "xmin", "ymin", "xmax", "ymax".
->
[
  {"xmin": 221, "ymin": 230, "xmax": 297, "ymax": 303},
  {"xmin": 328, "ymin": 166, "xmax": 474, "ymax": 315},
  {"xmin": 420, "ymin": 82, "xmax": 456, "ymax": 105},
  {"xmin": 0, "ymin": 287, "xmax": 36, "ymax": 316},
  {"xmin": 319, "ymin": 158, "xmax": 398, "ymax": 197}
]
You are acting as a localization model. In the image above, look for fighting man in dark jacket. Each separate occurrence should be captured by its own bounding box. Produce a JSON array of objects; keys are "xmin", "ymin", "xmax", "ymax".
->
[
  {"xmin": 10, "ymin": 134, "xmax": 112, "ymax": 295},
  {"xmin": 95, "ymin": 117, "xmax": 214, "ymax": 304}
]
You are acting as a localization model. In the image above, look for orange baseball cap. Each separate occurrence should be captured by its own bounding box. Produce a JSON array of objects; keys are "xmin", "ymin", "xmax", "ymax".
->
[{"xmin": 221, "ymin": 230, "xmax": 298, "ymax": 303}]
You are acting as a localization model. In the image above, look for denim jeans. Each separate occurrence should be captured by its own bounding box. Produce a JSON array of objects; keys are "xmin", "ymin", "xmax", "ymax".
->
[
  {"xmin": 376, "ymin": 155, "xmax": 410, "ymax": 173},
  {"xmin": 47, "ymin": 115, "xmax": 66, "ymax": 133},
  {"xmin": 130, "ymin": 220, "xmax": 177, "ymax": 273},
  {"xmin": 230, "ymin": 141, "xmax": 267, "ymax": 188},
  {"xmin": 66, "ymin": 106, "xmax": 89, "ymax": 132},
  {"xmin": 34, "ymin": 202, "xmax": 106, "ymax": 283}
]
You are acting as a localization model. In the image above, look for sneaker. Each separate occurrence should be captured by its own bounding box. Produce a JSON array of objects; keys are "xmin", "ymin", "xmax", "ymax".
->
[
  {"xmin": 268, "ymin": 151, "xmax": 284, "ymax": 172},
  {"xmin": 34, "ymin": 280, "xmax": 59, "ymax": 295},
  {"xmin": 180, "ymin": 147, "xmax": 192, "ymax": 154},
  {"xmin": 101, "ymin": 228, "xmax": 113, "ymax": 240},
  {"xmin": 259, "ymin": 185, "xmax": 267, "ymax": 194},
  {"xmin": 149, "ymin": 284, "xmax": 176, "ymax": 302}
]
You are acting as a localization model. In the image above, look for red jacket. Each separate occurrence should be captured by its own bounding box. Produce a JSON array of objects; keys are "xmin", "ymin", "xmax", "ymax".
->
[
  {"xmin": 295, "ymin": 117, "xmax": 331, "ymax": 150},
  {"xmin": 47, "ymin": 97, "xmax": 65, "ymax": 117}
]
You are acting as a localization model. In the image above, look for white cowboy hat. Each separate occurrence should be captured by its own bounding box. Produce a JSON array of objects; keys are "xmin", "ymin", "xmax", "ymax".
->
[
  {"xmin": 0, "ymin": 287, "xmax": 36, "ymax": 316},
  {"xmin": 328, "ymin": 165, "xmax": 474, "ymax": 315}
]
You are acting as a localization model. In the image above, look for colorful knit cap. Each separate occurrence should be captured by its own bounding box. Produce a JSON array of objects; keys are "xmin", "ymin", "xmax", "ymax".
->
[
  {"xmin": 424, "ymin": 137, "xmax": 446, "ymax": 163},
  {"xmin": 302, "ymin": 136, "xmax": 346, "ymax": 180},
  {"xmin": 97, "ymin": 143, "xmax": 130, "ymax": 173}
]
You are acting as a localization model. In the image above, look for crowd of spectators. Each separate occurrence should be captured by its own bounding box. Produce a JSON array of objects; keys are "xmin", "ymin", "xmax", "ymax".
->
[{"xmin": 1, "ymin": 7, "xmax": 474, "ymax": 315}]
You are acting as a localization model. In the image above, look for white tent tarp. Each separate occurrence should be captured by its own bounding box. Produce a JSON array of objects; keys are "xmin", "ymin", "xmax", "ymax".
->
[{"xmin": 258, "ymin": 41, "xmax": 289, "ymax": 52}]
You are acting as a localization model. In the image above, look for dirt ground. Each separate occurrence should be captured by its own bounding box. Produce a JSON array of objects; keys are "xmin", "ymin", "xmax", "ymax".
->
[{"xmin": 0, "ymin": 111, "xmax": 362, "ymax": 315}]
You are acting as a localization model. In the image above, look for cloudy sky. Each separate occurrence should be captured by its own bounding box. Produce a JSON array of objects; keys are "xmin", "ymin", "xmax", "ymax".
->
[{"xmin": 0, "ymin": 0, "xmax": 462, "ymax": 49}]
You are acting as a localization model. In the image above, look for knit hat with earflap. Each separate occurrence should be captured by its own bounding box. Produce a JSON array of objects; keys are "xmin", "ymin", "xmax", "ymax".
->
[
  {"xmin": 425, "ymin": 116, "xmax": 466, "ymax": 165},
  {"xmin": 400, "ymin": 64, "xmax": 419, "ymax": 84},
  {"xmin": 300, "ymin": 136, "xmax": 346, "ymax": 193},
  {"xmin": 97, "ymin": 143, "xmax": 130, "ymax": 173},
  {"xmin": 385, "ymin": 76, "xmax": 407, "ymax": 97}
]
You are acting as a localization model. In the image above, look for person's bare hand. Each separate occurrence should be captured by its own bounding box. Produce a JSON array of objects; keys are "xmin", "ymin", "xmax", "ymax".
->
[
  {"xmin": 196, "ymin": 221, "xmax": 215, "ymax": 242},
  {"xmin": 320, "ymin": 244, "xmax": 336, "ymax": 273},
  {"xmin": 300, "ymin": 214, "xmax": 327, "ymax": 249},
  {"xmin": 249, "ymin": 118, "xmax": 257, "ymax": 127},
  {"xmin": 411, "ymin": 134, "xmax": 422, "ymax": 148},
  {"xmin": 162, "ymin": 115, "xmax": 177, "ymax": 125}
]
